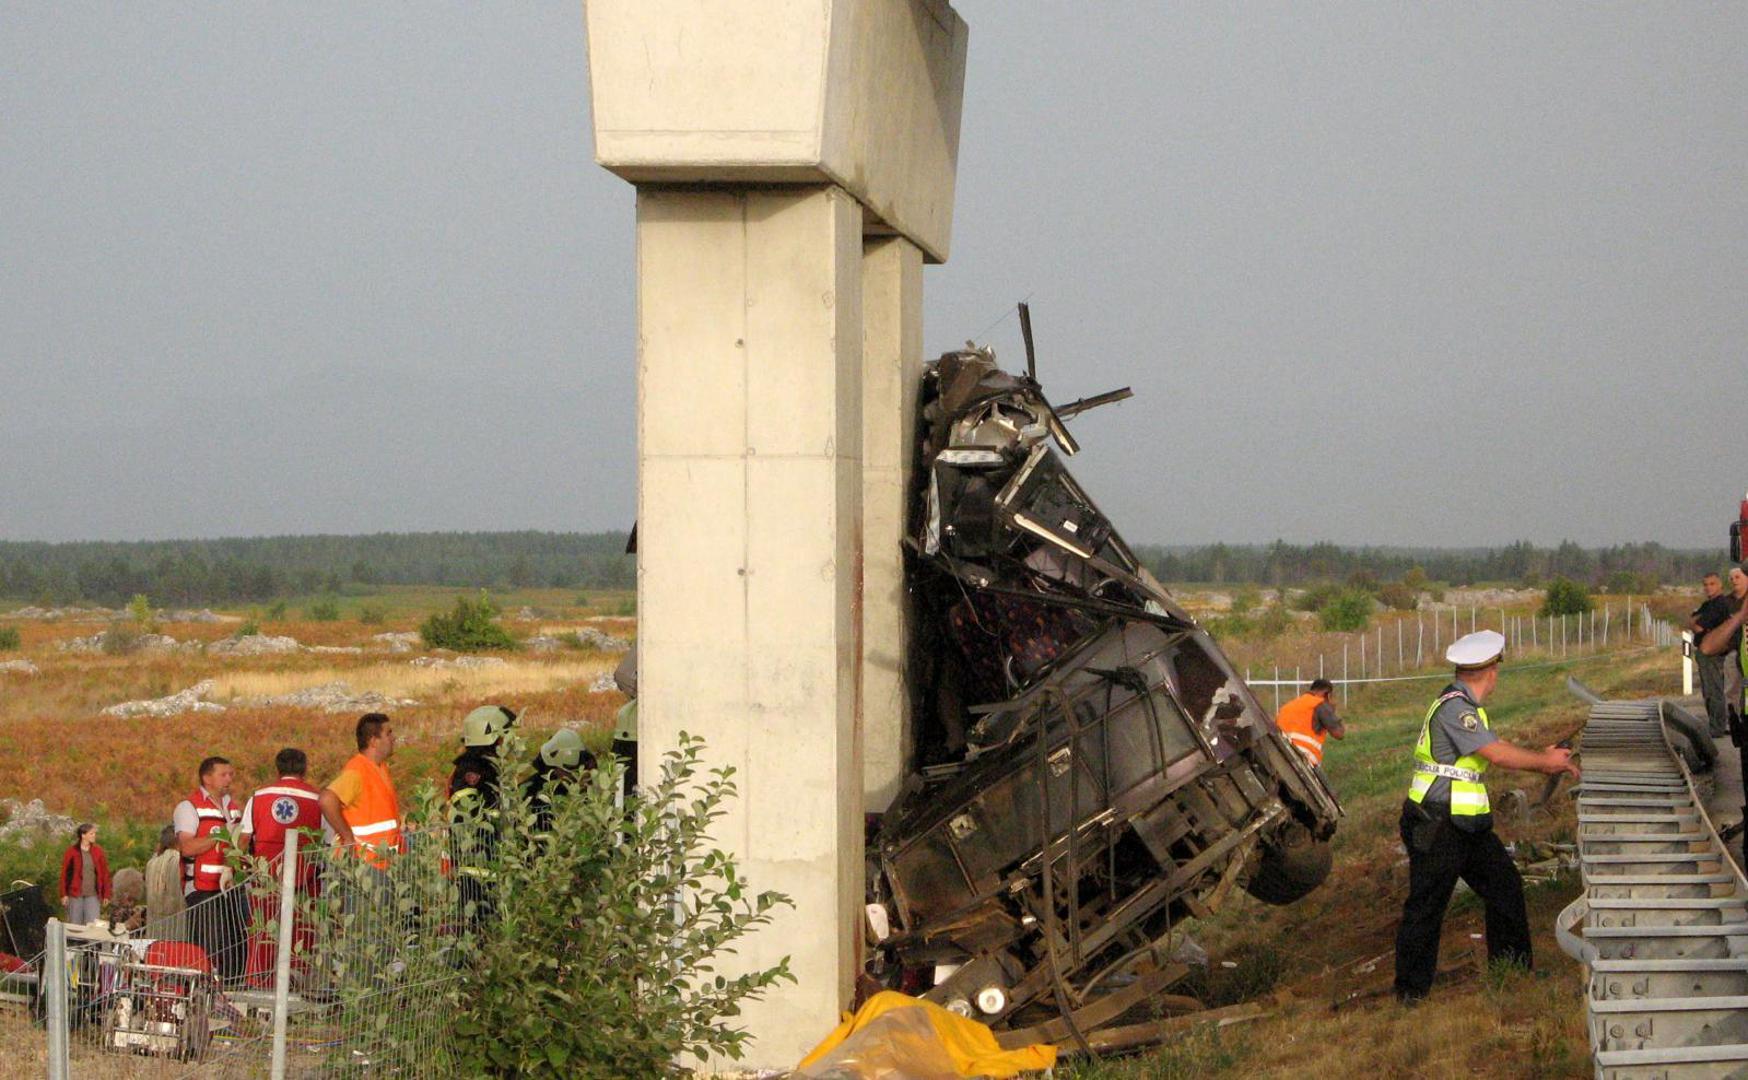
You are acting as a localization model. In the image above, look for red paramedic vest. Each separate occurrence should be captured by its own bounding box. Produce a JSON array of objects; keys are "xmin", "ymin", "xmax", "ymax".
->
[
  {"xmin": 248, "ymin": 777, "xmax": 324, "ymax": 863},
  {"xmin": 182, "ymin": 788, "xmax": 239, "ymax": 893}
]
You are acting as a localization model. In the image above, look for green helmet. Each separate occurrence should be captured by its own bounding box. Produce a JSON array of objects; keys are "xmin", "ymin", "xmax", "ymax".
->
[
  {"xmin": 461, "ymin": 705, "xmax": 517, "ymax": 748},
  {"xmin": 540, "ymin": 728, "xmax": 587, "ymax": 770}
]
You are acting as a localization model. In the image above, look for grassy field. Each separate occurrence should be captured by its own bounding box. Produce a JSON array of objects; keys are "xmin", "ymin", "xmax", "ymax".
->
[{"xmin": 0, "ymin": 587, "xmax": 1689, "ymax": 1076}]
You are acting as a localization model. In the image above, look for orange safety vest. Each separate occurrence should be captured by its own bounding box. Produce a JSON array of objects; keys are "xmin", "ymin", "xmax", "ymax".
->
[
  {"xmin": 1276, "ymin": 693, "xmax": 1329, "ymax": 765},
  {"xmin": 337, "ymin": 753, "xmax": 402, "ymax": 864}
]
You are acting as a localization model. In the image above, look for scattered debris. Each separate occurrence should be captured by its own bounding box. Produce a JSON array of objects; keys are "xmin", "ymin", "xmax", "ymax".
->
[
  {"xmin": 0, "ymin": 659, "xmax": 39, "ymax": 676},
  {"xmin": 207, "ymin": 634, "xmax": 301, "ymax": 657},
  {"xmin": 410, "ymin": 655, "xmax": 508, "ymax": 670},
  {"xmin": 244, "ymin": 681, "xmax": 418, "ymax": 714},
  {"xmin": 101, "ymin": 680, "xmax": 226, "ymax": 718},
  {"xmin": 371, "ymin": 632, "xmax": 421, "ymax": 653},
  {"xmin": 0, "ymin": 798, "xmax": 76, "ymax": 846}
]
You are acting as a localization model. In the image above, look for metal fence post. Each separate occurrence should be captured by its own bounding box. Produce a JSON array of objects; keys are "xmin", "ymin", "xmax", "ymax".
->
[
  {"xmin": 271, "ymin": 830, "xmax": 299, "ymax": 1080},
  {"xmin": 1273, "ymin": 667, "xmax": 1280, "ymax": 714},
  {"xmin": 1342, "ymin": 643, "xmax": 1349, "ymax": 705},
  {"xmin": 45, "ymin": 917, "xmax": 67, "ymax": 1080}
]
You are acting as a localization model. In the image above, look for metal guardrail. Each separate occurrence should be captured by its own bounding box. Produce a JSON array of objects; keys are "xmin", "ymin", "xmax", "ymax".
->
[{"xmin": 1558, "ymin": 695, "xmax": 1748, "ymax": 1079}]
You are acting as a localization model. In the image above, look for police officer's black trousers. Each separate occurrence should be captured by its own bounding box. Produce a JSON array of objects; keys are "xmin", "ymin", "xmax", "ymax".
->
[{"xmin": 1393, "ymin": 802, "xmax": 1531, "ymax": 999}]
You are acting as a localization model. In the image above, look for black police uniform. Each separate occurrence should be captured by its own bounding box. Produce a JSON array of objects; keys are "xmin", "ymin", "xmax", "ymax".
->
[{"xmin": 1392, "ymin": 682, "xmax": 1532, "ymax": 1001}]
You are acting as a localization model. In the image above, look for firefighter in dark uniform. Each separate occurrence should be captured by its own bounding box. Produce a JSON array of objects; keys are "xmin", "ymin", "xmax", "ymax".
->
[{"xmin": 1392, "ymin": 630, "xmax": 1580, "ymax": 1002}]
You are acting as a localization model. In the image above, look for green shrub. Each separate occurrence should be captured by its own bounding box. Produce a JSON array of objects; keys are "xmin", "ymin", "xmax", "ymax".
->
[
  {"xmin": 557, "ymin": 630, "xmax": 585, "ymax": 650},
  {"xmin": 0, "ymin": 627, "xmax": 19, "ymax": 651},
  {"xmin": 234, "ymin": 619, "xmax": 260, "ymax": 639},
  {"xmin": 128, "ymin": 593, "xmax": 155, "ymax": 631},
  {"xmin": 615, "ymin": 597, "xmax": 637, "ymax": 617},
  {"xmin": 1318, "ymin": 589, "xmax": 1374, "ymax": 632},
  {"xmin": 420, "ymin": 592, "xmax": 519, "ymax": 652},
  {"xmin": 307, "ymin": 597, "xmax": 341, "ymax": 621},
  {"xmin": 1541, "ymin": 577, "xmax": 1593, "ymax": 617},
  {"xmin": 451, "ymin": 733, "xmax": 793, "ymax": 1076},
  {"xmin": 1292, "ymin": 582, "xmax": 1342, "ymax": 613},
  {"xmin": 573, "ymin": 592, "xmax": 590, "ymax": 609},
  {"xmin": 1345, "ymin": 569, "xmax": 1379, "ymax": 594},
  {"xmin": 1254, "ymin": 602, "xmax": 1294, "ymax": 639},
  {"xmin": 1377, "ymin": 581, "xmax": 1418, "ymax": 611},
  {"xmin": 265, "ymin": 599, "xmax": 288, "ymax": 620},
  {"xmin": 101, "ymin": 622, "xmax": 144, "ymax": 655},
  {"xmin": 1230, "ymin": 585, "xmax": 1261, "ymax": 615},
  {"xmin": 358, "ymin": 604, "xmax": 386, "ymax": 626}
]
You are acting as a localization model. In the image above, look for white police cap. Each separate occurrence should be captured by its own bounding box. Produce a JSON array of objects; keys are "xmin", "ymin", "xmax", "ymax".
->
[{"xmin": 1446, "ymin": 629, "xmax": 1506, "ymax": 670}]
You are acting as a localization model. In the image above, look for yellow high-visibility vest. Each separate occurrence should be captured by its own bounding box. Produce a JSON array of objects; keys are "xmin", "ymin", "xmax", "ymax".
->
[{"xmin": 1407, "ymin": 690, "xmax": 1490, "ymax": 817}]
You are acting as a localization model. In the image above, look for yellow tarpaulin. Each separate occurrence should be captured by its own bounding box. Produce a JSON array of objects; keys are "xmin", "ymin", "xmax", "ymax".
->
[{"xmin": 794, "ymin": 991, "xmax": 1057, "ymax": 1079}]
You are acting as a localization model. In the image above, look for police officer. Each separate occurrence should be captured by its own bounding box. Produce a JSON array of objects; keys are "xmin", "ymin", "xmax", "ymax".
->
[{"xmin": 1392, "ymin": 630, "xmax": 1579, "ymax": 1003}]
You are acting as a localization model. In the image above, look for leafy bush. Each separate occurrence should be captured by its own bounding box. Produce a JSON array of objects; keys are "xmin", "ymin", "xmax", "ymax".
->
[
  {"xmin": 307, "ymin": 597, "xmax": 342, "ymax": 621},
  {"xmin": 1377, "ymin": 581, "xmax": 1419, "ymax": 611},
  {"xmin": 420, "ymin": 592, "xmax": 518, "ymax": 652},
  {"xmin": 265, "ymin": 599, "xmax": 288, "ymax": 620},
  {"xmin": 0, "ymin": 627, "xmax": 18, "ymax": 651},
  {"xmin": 573, "ymin": 592, "xmax": 590, "ymax": 609},
  {"xmin": 1345, "ymin": 569, "xmax": 1380, "ymax": 594},
  {"xmin": 128, "ymin": 593, "xmax": 155, "ymax": 631},
  {"xmin": 234, "ymin": 619, "xmax": 260, "ymax": 639},
  {"xmin": 1318, "ymin": 590, "xmax": 1375, "ymax": 632},
  {"xmin": 451, "ymin": 734, "xmax": 793, "ymax": 1076},
  {"xmin": 615, "ymin": 597, "xmax": 637, "ymax": 617},
  {"xmin": 101, "ymin": 622, "xmax": 144, "ymax": 655},
  {"xmin": 1292, "ymin": 582, "xmax": 1343, "ymax": 613},
  {"xmin": 1541, "ymin": 577, "xmax": 1593, "ymax": 617},
  {"xmin": 1254, "ymin": 602, "xmax": 1294, "ymax": 639},
  {"xmin": 557, "ymin": 630, "xmax": 585, "ymax": 650},
  {"xmin": 1230, "ymin": 585, "xmax": 1261, "ymax": 615},
  {"xmin": 358, "ymin": 604, "xmax": 386, "ymax": 626}
]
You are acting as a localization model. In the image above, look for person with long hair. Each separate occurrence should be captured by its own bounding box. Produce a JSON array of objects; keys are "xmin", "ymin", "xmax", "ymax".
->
[{"xmin": 59, "ymin": 823, "xmax": 111, "ymax": 926}]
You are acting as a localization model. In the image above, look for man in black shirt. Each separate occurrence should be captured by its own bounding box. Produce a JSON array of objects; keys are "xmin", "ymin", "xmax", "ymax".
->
[{"xmin": 1692, "ymin": 573, "xmax": 1735, "ymax": 736}]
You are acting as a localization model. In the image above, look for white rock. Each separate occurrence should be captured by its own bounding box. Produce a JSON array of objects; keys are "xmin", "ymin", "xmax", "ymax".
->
[
  {"xmin": 0, "ymin": 659, "xmax": 39, "ymax": 676},
  {"xmin": 370, "ymin": 632, "xmax": 421, "ymax": 653},
  {"xmin": 102, "ymin": 680, "xmax": 226, "ymax": 718},
  {"xmin": 0, "ymin": 798, "xmax": 76, "ymax": 847},
  {"xmin": 308, "ymin": 645, "xmax": 364, "ymax": 655},
  {"xmin": 207, "ymin": 634, "xmax": 302, "ymax": 656},
  {"xmin": 244, "ymin": 681, "xmax": 418, "ymax": 713},
  {"xmin": 410, "ymin": 655, "xmax": 508, "ymax": 670},
  {"xmin": 59, "ymin": 630, "xmax": 180, "ymax": 654},
  {"xmin": 587, "ymin": 671, "xmax": 619, "ymax": 693}
]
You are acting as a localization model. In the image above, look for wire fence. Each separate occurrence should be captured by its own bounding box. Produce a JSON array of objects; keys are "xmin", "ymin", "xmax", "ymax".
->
[
  {"xmin": 1238, "ymin": 601, "xmax": 1681, "ymax": 711},
  {"xmin": 37, "ymin": 826, "xmax": 468, "ymax": 1078}
]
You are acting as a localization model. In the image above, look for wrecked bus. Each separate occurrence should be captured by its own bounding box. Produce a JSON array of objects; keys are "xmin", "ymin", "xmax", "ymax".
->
[{"xmin": 865, "ymin": 335, "xmax": 1343, "ymax": 1041}]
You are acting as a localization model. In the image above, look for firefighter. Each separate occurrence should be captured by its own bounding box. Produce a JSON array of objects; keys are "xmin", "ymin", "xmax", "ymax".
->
[
  {"xmin": 1392, "ymin": 630, "xmax": 1579, "ymax": 1003},
  {"xmin": 1275, "ymin": 677, "xmax": 1345, "ymax": 768},
  {"xmin": 238, "ymin": 747, "xmax": 323, "ymax": 984},
  {"xmin": 450, "ymin": 705, "xmax": 518, "ymax": 810},
  {"xmin": 525, "ymin": 729, "xmax": 598, "ymax": 834}
]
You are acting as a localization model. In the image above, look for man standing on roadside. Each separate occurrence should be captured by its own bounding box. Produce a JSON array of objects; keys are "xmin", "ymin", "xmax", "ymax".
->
[
  {"xmin": 173, "ymin": 756, "xmax": 246, "ymax": 979},
  {"xmin": 1692, "ymin": 573, "xmax": 1735, "ymax": 737},
  {"xmin": 1393, "ymin": 631, "xmax": 1580, "ymax": 1004},
  {"xmin": 319, "ymin": 714, "xmax": 402, "ymax": 865},
  {"xmin": 1701, "ymin": 568, "xmax": 1748, "ymax": 863},
  {"xmin": 1275, "ymin": 678, "xmax": 1346, "ymax": 770}
]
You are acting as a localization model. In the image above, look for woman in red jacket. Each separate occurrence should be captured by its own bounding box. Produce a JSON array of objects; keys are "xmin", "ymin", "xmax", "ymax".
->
[{"xmin": 60, "ymin": 823, "xmax": 111, "ymax": 926}]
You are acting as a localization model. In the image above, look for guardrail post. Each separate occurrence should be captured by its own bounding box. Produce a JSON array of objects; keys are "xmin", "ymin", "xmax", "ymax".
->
[
  {"xmin": 45, "ymin": 917, "xmax": 67, "ymax": 1080},
  {"xmin": 1682, "ymin": 631, "xmax": 1695, "ymax": 696},
  {"xmin": 271, "ymin": 830, "xmax": 299, "ymax": 1080}
]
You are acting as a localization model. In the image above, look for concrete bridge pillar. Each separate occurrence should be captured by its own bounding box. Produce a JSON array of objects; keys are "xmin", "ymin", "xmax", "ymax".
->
[{"xmin": 585, "ymin": 1, "xmax": 966, "ymax": 1067}]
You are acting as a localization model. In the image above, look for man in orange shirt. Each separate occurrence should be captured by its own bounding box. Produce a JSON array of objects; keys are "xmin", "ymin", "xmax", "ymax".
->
[{"xmin": 319, "ymin": 713, "xmax": 402, "ymax": 862}]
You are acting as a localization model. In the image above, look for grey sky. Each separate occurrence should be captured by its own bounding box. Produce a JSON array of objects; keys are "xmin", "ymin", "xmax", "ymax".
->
[{"xmin": 2, "ymin": 4, "xmax": 1741, "ymax": 547}]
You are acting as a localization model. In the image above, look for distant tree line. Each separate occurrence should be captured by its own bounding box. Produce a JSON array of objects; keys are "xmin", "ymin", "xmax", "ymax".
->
[
  {"xmin": 0, "ymin": 531, "xmax": 635, "ymax": 606},
  {"xmin": 0, "ymin": 533, "xmax": 1721, "ymax": 608},
  {"xmin": 1133, "ymin": 539, "xmax": 1720, "ymax": 593}
]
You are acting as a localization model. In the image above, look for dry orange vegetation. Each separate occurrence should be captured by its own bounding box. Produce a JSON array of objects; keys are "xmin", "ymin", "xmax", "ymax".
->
[{"xmin": 0, "ymin": 610, "xmax": 629, "ymax": 831}]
